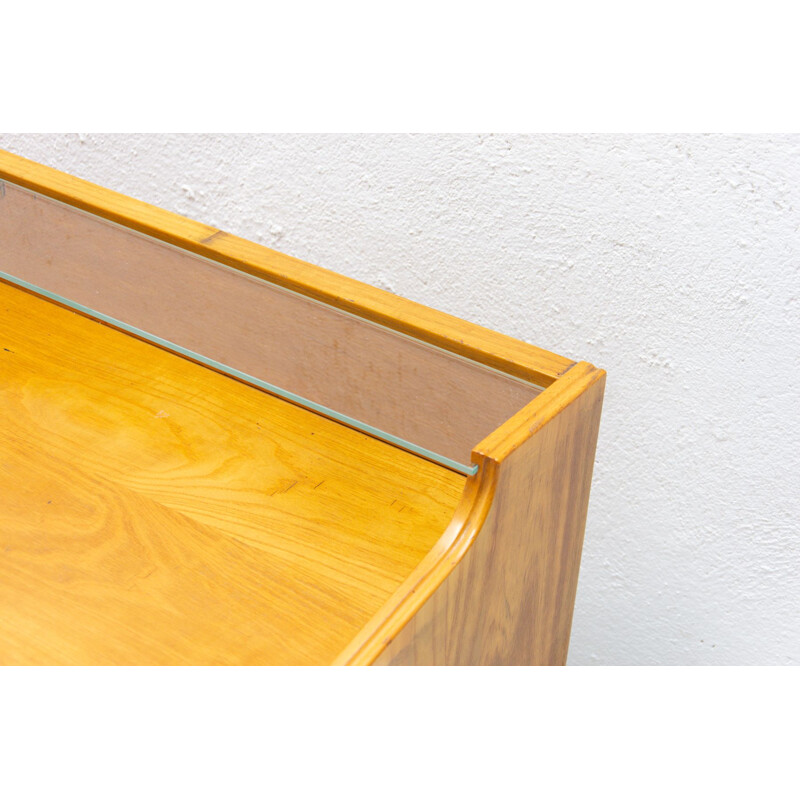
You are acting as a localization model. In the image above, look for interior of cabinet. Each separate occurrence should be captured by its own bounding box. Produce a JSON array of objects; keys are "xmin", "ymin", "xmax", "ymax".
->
[
  {"xmin": 0, "ymin": 150, "xmax": 603, "ymax": 666},
  {"xmin": 0, "ymin": 281, "xmax": 465, "ymax": 665}
]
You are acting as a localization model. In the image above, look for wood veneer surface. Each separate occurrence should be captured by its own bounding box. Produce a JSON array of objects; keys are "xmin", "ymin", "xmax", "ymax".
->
[
  {"xmin": 373, "ymin": 364, "xmax": 606, "ymax": 665},
  {"xmin": 0, "ymin": 281, "xmax": 465, "ymax": 665}
]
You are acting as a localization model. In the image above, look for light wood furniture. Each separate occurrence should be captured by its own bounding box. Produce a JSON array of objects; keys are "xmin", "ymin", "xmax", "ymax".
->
[{"xmin": 0, "ymin": 150, "xmax": 605, "ymax": 665}]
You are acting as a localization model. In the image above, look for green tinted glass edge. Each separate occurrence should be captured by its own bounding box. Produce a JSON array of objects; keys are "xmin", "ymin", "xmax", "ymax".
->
[{"xmin": 0, "ymin": 268, "xmax": 479, "ymax": 477}]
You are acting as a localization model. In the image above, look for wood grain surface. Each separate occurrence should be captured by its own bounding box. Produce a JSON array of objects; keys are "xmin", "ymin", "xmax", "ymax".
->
[
  {"xmin": 335, "ymin": 362, "xmax": 605, "ymax": 665},
  {"xmin": 372, "ymin": 363, "xmax": 605, "ymax": 665},
  {"xmin": 0, "ymin": 152, "xmax": 607, "ymax": 667},
  {"xmin": 0, "ymin": 281, "xmax": 465, "ymax": 665}
]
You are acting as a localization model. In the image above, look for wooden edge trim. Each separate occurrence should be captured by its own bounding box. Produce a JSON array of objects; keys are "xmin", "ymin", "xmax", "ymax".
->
[
  {"xmin": 332, "ymin": 454, "xmax": 498, "ymax": 666},
  {"xmin": 474, "ymin": 360, "xmax": 606, "ymax": 462},
  {"xmin": 333, "ymin": 361, "xmax": 604, "ymax": 665},
  {"xmin": 0, "ymin": 148, "xmax": 574, "ymax": 386}
]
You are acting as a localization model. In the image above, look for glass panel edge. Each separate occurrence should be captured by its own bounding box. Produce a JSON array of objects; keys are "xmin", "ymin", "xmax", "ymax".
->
[{"xmin": 0, "ymin": 268, "xmax": 479, "ymax": 477}]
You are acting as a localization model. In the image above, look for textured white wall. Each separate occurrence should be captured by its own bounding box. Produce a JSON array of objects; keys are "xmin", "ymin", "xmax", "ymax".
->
[{"xmin": 2, "ymin": 133, "xmax": 797, "ymax": 665}]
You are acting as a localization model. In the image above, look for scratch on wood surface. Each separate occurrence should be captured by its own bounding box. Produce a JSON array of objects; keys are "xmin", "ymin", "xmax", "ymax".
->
[{"xmin": 199, "ymin": 230, "xmax": 227, "ymax": 245}]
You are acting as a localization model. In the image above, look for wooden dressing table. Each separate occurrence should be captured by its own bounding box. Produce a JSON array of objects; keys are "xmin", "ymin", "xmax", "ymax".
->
[{"xmin": 0, "ymin": 150, "xmax": 604, "ymax": 665}]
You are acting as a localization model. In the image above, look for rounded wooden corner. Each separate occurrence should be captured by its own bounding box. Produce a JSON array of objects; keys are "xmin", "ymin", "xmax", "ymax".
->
[
  {"xmin": 332, "ymin": 453, "xmax": 498, "ymax": 666},
  {"xmin": 332, "ymin": 453, "xmax": 504, "ymax": 665},
  {"xmin": 333, "ymin": 360, "xmax": 607, "ymax": 665}
]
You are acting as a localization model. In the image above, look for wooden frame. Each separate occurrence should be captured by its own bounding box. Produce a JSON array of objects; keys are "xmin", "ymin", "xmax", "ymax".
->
[{"xmin": 0, "ymin": 149, "xmax": 605, "ymax": 665}]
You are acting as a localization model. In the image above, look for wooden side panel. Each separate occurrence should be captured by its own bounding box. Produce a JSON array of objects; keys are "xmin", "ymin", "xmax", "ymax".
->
[
  {"xmin": 0, "ymin": 179, "xmax": 541, "ymax": 466},
  {"xmin": 375, "ymin": 366, "xmax": 605, "ymax": 665}
]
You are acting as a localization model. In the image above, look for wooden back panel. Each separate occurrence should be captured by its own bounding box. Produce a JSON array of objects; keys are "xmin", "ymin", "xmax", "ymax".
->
[{"xmin": 0, "ymin": 180, "xmax": 540, "ymax": 465}]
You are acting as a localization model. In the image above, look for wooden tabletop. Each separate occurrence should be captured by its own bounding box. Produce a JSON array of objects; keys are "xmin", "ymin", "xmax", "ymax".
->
[{"xmin": 0, "ymin": 281, "xmax": 465, "ymax": 665}]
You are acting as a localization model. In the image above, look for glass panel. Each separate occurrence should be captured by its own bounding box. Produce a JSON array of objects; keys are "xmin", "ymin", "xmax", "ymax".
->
[{"xmin": 0, "ymin": 179, "xmax": 543, "ymax": 475}]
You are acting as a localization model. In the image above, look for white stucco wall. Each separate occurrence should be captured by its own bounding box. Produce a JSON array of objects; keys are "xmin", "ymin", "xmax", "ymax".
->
[{"xmin": 1, "ymin": 133, "xmax": 797, "ymax": 665}]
